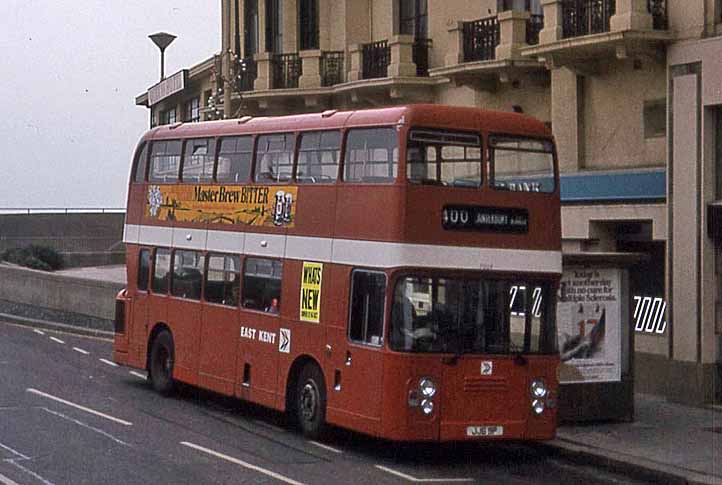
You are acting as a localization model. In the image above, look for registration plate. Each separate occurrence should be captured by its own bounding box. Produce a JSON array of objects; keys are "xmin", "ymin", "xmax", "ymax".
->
[{"xmin": 466, "ymin": 425, "xmax": 503, "ymax": 437}]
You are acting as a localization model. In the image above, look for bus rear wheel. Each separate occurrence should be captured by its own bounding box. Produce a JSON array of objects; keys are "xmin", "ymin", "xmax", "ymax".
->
[
  {"xmin": 296, "ymin": 364, "xmax": 326, "ymax": 439},
  {"xmin": 149, "ymin": 330, "xmax": 175, "ymax": 396}
]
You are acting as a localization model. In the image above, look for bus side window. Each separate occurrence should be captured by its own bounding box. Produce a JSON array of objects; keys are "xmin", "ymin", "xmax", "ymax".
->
[
  {"xmin": 181, "ymin": 138, "xmax": 215, "ymax": 183},
  {"xmin": 149, "ymin": 140, "xmax": 182, "ymax": 183},
  {"xmin": 242, "ymin": 257, "xmax": 283, "ymax": 314},
  {"xmin": 254, "ymin": 134, "xmax": 294, "ymax": 183},
  {"xmin": 297, "ymin": 130, "xmax": 341, "ymax": 183},
  {"xmin": 137, "ymin": 249, "xmax": 151, "ymax": 291},
  {"xmin": 205, "ymin": 253, "xmax": 241, "ymax": 306},
  {"xmin": 133, "ymin": 143, "xmax": 149, "ymax": 183},
  {"xmin": 171, "ymin": 250, "xmax": 204, "ymax": 300},
  {"xmin": 348, "ymin": 270, "xmax": 386, "ymax": 346},
  {"xmin": 217, "ymin": 136, "xmax": 253, "ymax": 183},
  {"xmin": 152, "ymin": 248, "xmax": 171, "ymax": 294},
  {"xmin": 343, "ymin": 128, "xmax": 398, "ymax": 183}
]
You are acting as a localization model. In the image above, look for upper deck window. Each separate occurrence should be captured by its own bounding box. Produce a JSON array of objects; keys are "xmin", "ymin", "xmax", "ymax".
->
[
  {"xmin": 296, "ymin": 130, "xmax": 341, "ymax": 183},
  {"xmin": 181, "ymin": 138, "xmax": 215, "ymax": 183},
  {"xmin": 218, "ymin": 136, "xmax": 253, "ymax": 183},
  {"xmin": 255, "ymin": 133, "xmax": 294, "ymax": 183},
  {"xmin": 133, "ymin": 143, "xmax": 149, "ymax": 183},
  {"xmin": 406, "ymin": 130, "xmax": 482, "ymax": 187},
  {"xmin": 489, "ymin": 136, "xmax": 555, "ymax": 193},
  {"xmin": 149, "ymin": 140, "xmax": 182, "ymax": 183},
  {"xmin": 344, "ymin": 128, "xmax": 398, "ymax": 183}
]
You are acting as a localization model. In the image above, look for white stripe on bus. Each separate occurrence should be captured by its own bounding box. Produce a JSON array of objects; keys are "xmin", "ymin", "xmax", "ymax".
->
[{"xmin": 124, "ymin": 224, "xmax": 561, "ymax": 274}]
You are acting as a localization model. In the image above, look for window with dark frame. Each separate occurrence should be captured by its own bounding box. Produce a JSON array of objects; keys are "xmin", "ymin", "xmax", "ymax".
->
[
  {"xmin": 399, "ymin": 0, "xmax": 427, "ymax": 38},
  {"xmin": 205, "ymin": 254, "xmax": 241, "ymax": 306},
  {"xmin": 149, "ymin": 140, "xmax": 182, "ymax": 183},
  {"xmin": 217, "ymin": 136, "xmax": 253, "ymax": 183},
  {"xmin": 159, "ymin": 108, "xmax": 177, "ymax": 125},
  {"xmin": 296, "ymin": 130, "xmax": 341, "ymax": 183},
  {"xmin": 152, "ymin": 248, "xmax": 172, "ymax": 294},
  {"xmin": 171, "ymin": 250, "xmax": 204, "ymax": 301},
  {"xmin": 242, "ymin": 257, "xmax": 283, "ymax": 313},
  {"xmin": 244, "ymin": 0, "xmax": 259, "ymax": 57},
  {"xmin": 254, "ymin": 133, "xmax": 295, "ymax": 183},
  {"xmin": 137, "ymin": 249, "xmax": 151, "ymax": 291},
  {"xmin": 299, "ymin": 0, "xmax": 319, "ymax": 50},
  {"xmin": 181, "ymin": 138, "xmax": 216, "ymax": 183},
  {"xmin": 184, "ymin": 97, "xmax": 201, "ymax": 123},
  {"xmin": 344, "ymin": 128, "xmax": 399, "ymax": 183},
  {"xmin": 348, "ymin": 270, "xmax": 386, "ymax": 346},
  {"xmin": 133, "ymin": 143, "xmax": 149, "ymax": 183},
  {"xmin": 265, "ymin": 0, "xmax": 283, "ymax": 53}
]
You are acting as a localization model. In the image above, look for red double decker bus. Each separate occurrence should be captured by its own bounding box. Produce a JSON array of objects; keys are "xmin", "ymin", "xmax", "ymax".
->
[{"xmin": 114, "ymin": 104, "xmax": 561, "ymax": 441}]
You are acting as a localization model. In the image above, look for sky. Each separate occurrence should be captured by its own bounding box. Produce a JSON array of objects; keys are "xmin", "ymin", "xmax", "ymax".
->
[{"xmin": 0, "ymin": 1, "xmax": 220, "ymax": 208}]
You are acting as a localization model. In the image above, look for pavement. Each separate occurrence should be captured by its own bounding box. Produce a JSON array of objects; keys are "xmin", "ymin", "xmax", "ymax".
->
[{"xmin": 4, "ymin": 264, "xmax": 722, "ymax": 483}]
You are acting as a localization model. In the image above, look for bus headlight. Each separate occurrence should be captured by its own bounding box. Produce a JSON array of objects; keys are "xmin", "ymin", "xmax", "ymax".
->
[
  {"xmin": 419, "ymin": 377, "xmax": 436, "ymax": 398},
  {"xmin": 532, "ymin": 399, "xmax": 545, "ymax": 415},
  {"xmin": 531, "ymin": 379, "xmax": 547, "ymax": 399},
  {"xmin": 421, "ymin": 399, "xmax": 434, "ymax": 415}
]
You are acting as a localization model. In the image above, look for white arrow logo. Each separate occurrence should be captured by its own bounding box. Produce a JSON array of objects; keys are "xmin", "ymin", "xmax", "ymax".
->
[
  {"xmin": 278, "ymin": 328, "xmax": 290, "ymax": 354},
  {"xmin": 481, "ymin": 361, "xmax": 493, "ymax": 375}
]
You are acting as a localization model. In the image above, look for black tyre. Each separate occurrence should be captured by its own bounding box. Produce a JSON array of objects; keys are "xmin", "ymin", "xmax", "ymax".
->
[
  {"xmin": 295, "ymin": 363, "xmax": 327, "ymax": 439},
  {"xmin": 149, "ymin": 330, "xmax": 175, "ymax": 396}
]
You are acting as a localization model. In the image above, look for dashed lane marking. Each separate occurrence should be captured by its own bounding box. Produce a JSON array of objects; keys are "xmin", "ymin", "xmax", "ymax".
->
[
  {"xmin": 41, "ymin": 408, "xmax": 129, "ymax": 446},
  {"xmin": 26, "ymin": 388, "xmax": 132, "ymax": 426},
  {"xmin": 99, "ymin": 358, "xmax": 118, "ymax": 367},
  {"xmin": 308, "ymin": 441, "xmax": 342, "ymax": 454},
  {"xmin": 0, "ymin": 472, "xmax": 21, "ymax": 485},
  {"xmin": 181, "ymin": 441, "xmax": 306, "ymax": 485},
  {"xmin": 33, "ymin": 329, "xmax": 45, "ymax": 336},
  {"xmin": 49, "ymin": 337, "xmax": 64, "ymax": 344},
  {"xmin": 129, "ymin": 371, "xmax": 147, "ymax": 380},
  {"xmin": 374, "ymin": 465, "xmax": 474, "ymax": 483},
  {"xmin": 73, "ymin": 347, "xmax": 89, "ymax": 355}
]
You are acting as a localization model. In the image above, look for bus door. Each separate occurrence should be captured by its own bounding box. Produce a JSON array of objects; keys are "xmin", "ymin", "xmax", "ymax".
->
[
  {"xmin": 236, "ymin": 257, "xmax": 283, "ymax": 408},
  {"xmin": 326, "ymin": 270, "xmax": 386, "ymax": 434},
  {"xmin": 198, "ymin": 254, "xmax": 242, "ymax": 396},
  {"xmin": 129, "ymin": 248, "xmax": 152, "ymax": 366}
]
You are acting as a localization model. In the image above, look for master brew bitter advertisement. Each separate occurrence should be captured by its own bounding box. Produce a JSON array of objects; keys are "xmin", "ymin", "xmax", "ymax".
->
[
  {"xmin": 557, "ymin": 267, "xmax": 622, "ymax": 384},
  {"xmin": 300, "ymin": 262, "xmax": 322, "ymax": 323}
]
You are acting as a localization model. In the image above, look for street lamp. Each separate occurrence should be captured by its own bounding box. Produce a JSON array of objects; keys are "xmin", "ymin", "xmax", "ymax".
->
[{"xmin": 149, "ymin": 32, "xmax": 177, "ymax": 80}]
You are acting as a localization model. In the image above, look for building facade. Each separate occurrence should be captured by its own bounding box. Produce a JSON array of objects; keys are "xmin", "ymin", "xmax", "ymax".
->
[{"xmin": 136, "ymin": 0, "xmax": 722, "ymax": 404}]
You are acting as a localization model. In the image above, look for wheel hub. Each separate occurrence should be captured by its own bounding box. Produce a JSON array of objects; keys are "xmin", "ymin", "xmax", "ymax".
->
[{"xmin": 300, "ymin": 382, "xmax": 318, "ymax": 421}]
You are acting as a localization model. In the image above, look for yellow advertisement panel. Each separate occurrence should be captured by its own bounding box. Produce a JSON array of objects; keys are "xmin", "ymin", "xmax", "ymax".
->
[
  {"xmin": 300, "ymin": 262, "xmax": 323, "ymax": 323},
  {"xmin": 146, "ymin": 184, "xmax": 298, "ymax": 227}
]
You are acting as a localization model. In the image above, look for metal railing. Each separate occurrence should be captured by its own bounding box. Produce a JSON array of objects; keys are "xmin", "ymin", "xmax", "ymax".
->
[
  {"xmin": 236, "ymin": 57, "xmax": 257, "ymax": 92},
  {"xmin": 412, "ymin": 38, "xmax": 432, "ymax": 76},
  {"xmin": 362, "ymin": 40, "xmax": 390, "ymax": 79},
  {"xmin": 561, "ymin": 0, "xmax": 615, "ymax": 38},
  {"xmin": 648, "ymin": 0, "xmax": 667, "ymax": 30},
  {"xmin": 272, "ymin": 53, "xmax": 302, "ymax": 89},
  {"xmin": 321, "ymin": 51, "xmax": 345, "ymax": 86},
  {"xmin": 462, "ymin": 17, "xmax": 500, "ymax": 62},
  {"xmin": 526, "ymin": 14, "xmax": 545, "ymax": 45}
]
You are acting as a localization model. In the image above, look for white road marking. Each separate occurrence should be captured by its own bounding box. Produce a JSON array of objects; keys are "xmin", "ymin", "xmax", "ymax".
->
[
  {"xmin": 129, "ymin": 371, "xmax": 147, "ymax": 380},
  {"xmin": 0, "ymin": 440, "xmax": 55, "ymax": 485},
  {"xmin": 181, "ymin": 441, "xmax": 305, "ymax": 485},
  {"xmin": 0, "ymin": 442, "xmax": 29, "ymax": 460},
  {"xmin": 374, "ymin": 465, "xmax": 474, "ymax": 483},
  {"xmin": 49, "ymin": 337, "xmax": 64, "ymax": 344},
  {"xmin": 308, "ymin": 441, "xmax": 342, "ymax": 454},
  {"xmin": 6, "ymin": 461, "xmax": 55, "ymax": 485},
  {"xmin": 33, "ymin": 329, "xmax": 45, "ymax": 336},
  {"xmin": 99, "ymin": 358, "xmax": 118, "ymax": 367},
  {"xmin": 73, "ymin": 347, "xmax": 89, "ymax": 355},
  {"xmin": 26, "ymin": 388, "xmax": 132, "ymax": 426},
  {"xmin": 40, "ymin": 407, "xmax": 128, "ymax": 446},
  {"xmin": 0, "ymin": 472, "xmax": 21, "ymax": 485}
]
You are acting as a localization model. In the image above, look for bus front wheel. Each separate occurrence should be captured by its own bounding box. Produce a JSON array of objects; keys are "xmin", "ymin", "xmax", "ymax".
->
[
  {"xmin": 149, "ymin": 330, "xmax": 175, "ymax": 396},
  {"xmin": 296, "ymin": 364, "xmax": 326, "ymax": 439}
]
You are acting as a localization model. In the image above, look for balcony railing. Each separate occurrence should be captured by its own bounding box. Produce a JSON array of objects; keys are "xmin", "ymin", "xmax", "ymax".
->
[
  {"xmin": 561, "ymin": 0, "xmax": 615, "ymax": 38},
  {"xmin": 412, "ymin": 38, "xmax": 432, "ymax": 76},
  {"xmin": 362, "ymin": 41, "xmax": 390, "ymax": 79},
  {"xmin": 321, "ymin": 51, "xmax": 345, "ymax": 86},
  {"xmin": 236, "ymin": 57, "xmax": 257, "ymax": 92},
  {"xmin": 648, "ymin": 0, "xmax": 667, "ymax": 30},
  {"xmin": 463, "ymin": 17, "xmax": 500, "ymax": 62},
  {"xmin": 272, "ymin": 53, "xmax": 302, "ymax": 89},
  {"xmin": 526, "ymin": 14, "xmax": 545, "ymax": 45}
]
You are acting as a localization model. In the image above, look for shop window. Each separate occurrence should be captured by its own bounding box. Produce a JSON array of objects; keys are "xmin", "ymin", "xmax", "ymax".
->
[
  {"xmin": 171, "ymin": 250, "xmax": 204, "ymax": 301},
  {"xmin": 149, "ymin": 140, "xmax": 182, "ymax": 183},
  {"xmin": 152, "ymin": 248, "xmax": 171, "ymax": 294},
  {"xmin": 243, "ymin": 257, "xmax": 283, "ymax": 313},
  {"xmin": 137, "ymin": 249, "xmax": 151, "ymax": 291},
  {"xmin": 205, "ymin": 254, "xmax": 241, "ymax": 306},
  {"xmin": 296, "ymin": 130, "xmax": 341, "ymax": 183},
  {"xmin": 348, "ymin": 270, "xmax": 386, "ymax": 346},
  {"xmin": 644, "ymin": 100, "xmax": 666, "ymax": 139},
  {"xmin": 182, "ymin": 138, "xmax": 215, "ymax": 183}
]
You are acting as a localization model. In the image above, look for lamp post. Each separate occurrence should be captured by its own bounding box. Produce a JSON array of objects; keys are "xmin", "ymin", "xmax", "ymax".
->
[{"xmin": 149, "ymin": 32, "xmax": 177, "ymax": 80}]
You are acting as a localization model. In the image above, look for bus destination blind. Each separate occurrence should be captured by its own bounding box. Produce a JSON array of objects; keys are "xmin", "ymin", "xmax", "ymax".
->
[{"xmin": 442, "ymin": 205, "xmax": 529, "ymax": 233}]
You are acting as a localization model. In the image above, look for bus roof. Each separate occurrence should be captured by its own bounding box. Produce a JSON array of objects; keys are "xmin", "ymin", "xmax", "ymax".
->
[{"xmin": 142, "ymin": 104, "xmax": 551, "ymax": 143}]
